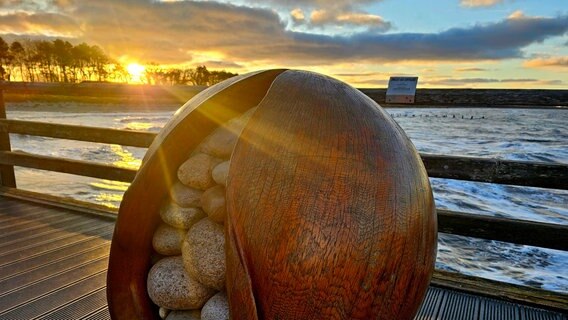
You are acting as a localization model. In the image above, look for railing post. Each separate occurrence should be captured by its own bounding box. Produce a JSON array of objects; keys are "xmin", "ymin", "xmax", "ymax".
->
[{"xmin": 0, "ymin": 85, "xmax": 16, "ymax": 188}]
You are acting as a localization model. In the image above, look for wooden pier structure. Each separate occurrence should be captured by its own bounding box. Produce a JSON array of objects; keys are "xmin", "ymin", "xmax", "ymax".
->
[{"xmin": 0, "ymin": 86, "xmax": 567, "ymax": 319}]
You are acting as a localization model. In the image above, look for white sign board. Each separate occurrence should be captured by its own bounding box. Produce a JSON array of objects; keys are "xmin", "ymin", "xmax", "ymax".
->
[{"xmin": 386, "ymin": 77, "xmax": 418, "ymax": 104}]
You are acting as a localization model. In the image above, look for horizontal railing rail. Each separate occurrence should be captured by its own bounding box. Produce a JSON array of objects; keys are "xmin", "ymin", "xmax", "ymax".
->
[
  {"xmin": 1, "ymin": 118, "xmax": 566, "ymax": 247},
  {"xmin": 422, "ymin": 154, "xmax": 568, "ymax": 190},
  {"xmin": 0, "ymin": 119, "xmax": 156, "ymax": 148},
  {"xmin": 3, "ymin": 119, "xmax": 568, "ymax": 188},
  {"xmin": 0, "ymin": 150, "xmax": 137, "ymax": 182},
  {"xmin": 437, "ymin": 209, "xmax": 567, "ymax": 251}
]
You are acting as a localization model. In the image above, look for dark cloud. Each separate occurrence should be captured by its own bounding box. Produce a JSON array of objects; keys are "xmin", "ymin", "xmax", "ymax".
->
[
  {"xmin": 201, "ymin": 60, "xmax": 243, "ymax": 69},
  {"xmin": 1, "ymin": 1, "xmax": 567, "ymax": 66},
  {"xmin": 0, "ymin": 11, "xmax": 79, "ymax": 37}
]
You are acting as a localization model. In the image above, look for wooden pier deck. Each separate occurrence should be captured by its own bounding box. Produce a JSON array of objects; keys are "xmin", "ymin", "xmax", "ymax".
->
[{"xmin": 0, "ymin": 196, "xmax": 565, "ymax": 320}]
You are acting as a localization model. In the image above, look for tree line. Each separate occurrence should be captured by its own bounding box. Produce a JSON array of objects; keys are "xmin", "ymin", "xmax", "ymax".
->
[{"xmin": 0, "ymin": 37, "xmax": 237, "ymax": 86}]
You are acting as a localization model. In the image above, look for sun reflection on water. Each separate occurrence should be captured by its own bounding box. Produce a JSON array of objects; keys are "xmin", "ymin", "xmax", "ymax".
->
[
  {"xmin": 95, "ymin": 192, "xmax": 125, "ymax": 209},
  {"xmin": 125, "ymin": 122, "xmax": 154, "ymax": 131},
  {"xmin": 110, "ymin": 144, "xmax": 142, "ymax": 169}
]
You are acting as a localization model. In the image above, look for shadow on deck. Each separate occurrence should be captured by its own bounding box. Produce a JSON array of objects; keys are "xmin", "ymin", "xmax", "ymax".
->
[{"xmin": 0, "ymin": 196, "xmax": 565, "ymax": 320}]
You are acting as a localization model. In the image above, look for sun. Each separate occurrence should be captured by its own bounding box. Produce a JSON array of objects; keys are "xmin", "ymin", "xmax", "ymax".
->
[{"xmin": 126, "ymin": 63, "xmax": 145, "ymax": 83}]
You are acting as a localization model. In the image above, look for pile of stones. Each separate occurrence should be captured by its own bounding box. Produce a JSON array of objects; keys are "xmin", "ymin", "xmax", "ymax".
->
[{"xmin": 146, "ymin": 109, "xmax": 256, "ymax": 320}]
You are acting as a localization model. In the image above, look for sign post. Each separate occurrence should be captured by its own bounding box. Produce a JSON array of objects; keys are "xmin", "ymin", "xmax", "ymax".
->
[{"xmin": 386, "ymin": 77, "xmax": 418, "ymax": 104}]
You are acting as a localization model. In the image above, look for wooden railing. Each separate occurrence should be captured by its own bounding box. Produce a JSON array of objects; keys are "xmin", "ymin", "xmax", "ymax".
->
[{"xmin": 0, "ymin": 88, "xmax": 567, "ymax": 310}]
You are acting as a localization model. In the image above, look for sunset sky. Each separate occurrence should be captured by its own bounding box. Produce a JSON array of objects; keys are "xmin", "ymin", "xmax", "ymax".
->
[{"xmin": 0, "ymin": 0, "xmax": 567, "ymax": 88}]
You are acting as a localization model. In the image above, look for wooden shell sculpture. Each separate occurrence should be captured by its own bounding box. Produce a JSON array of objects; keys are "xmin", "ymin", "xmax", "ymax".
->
[{"xmin": 107, "ymin": 69, "xmax": 437, "ymax": 320}]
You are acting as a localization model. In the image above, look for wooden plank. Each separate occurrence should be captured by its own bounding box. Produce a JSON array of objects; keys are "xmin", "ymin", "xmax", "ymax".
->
[
  {"xmin": 0, "ymin": 246, "xmax": 109, "ymax": 295},
  {"xmin": 0, "ymin": 221, "xmax": 110, "ymax": 262},
  {"xmin": 437, "ymin": 286, "xmax": 480, "ymax": 320},
  {"xmin": 0, "ymin": 90, "xmax": 16, "ymax": 188},
  {"xmin": 0, "ymin": 151, "xmax": 137, "ymax": 182},
  {"xmin": 38, "ymin": 288, "xmax": 108, "ymax": 320},
  {"xmin": 83, "ymin": 306, "xmax": 111, "ymax": 320},
  {"xmin": 0, "ymin": 119, "xmax": 156, "ymax": 148},
  {"xmin": 0, "ymin": 213, "xmax": 83, "ymax": 242},
  {"xmin": 432, "ymin": 270, "xmax": 568, "ymax": 312},
  {"xmin": 438, "ymin": 209, "xmax": 568, "ymax": 251},
  {"xmin": 0, "ymin": 271, "xmax": 107, "ymax": 319},
  {"xmin": 415, "ymin": 287, "xmax": 446, "ymax": 320},
  {"xmin": 0, "ymin": 187, "xmax": 118, "ymax": 217},
  {"xmin": 422, "ymin": 154, "xmax": 568, "ymax": 190},
  {"xmin": 0, "ymin": 235, "xmax": 111, "ymax": 280},
  {"xmin": 0, "ymin": 187, "xmax": 118, "ymax": 218},
  {"xmin": 0, "ymin": 257, "xmax": 108, "ymax": 313}
]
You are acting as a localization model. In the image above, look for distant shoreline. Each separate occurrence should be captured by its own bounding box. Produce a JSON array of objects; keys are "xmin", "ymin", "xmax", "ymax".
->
[{"xmin": 2, "ymin": 82, "xmax": 567, "ymax": 110}]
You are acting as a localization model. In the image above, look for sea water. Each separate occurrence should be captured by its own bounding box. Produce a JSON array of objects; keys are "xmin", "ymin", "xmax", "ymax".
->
[{"xmin": 6, "ymin": 104, "xmax": 568, "ymax": 293}]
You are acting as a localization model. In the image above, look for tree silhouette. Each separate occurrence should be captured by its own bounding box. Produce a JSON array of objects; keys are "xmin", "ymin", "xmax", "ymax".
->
[
  {"xmin": 0, "ymin": 37, "xmax": 237, "ymax": 85},
  {"xmin": 0, "ymin": 37, "xmax": 10, "ymax": 81}
]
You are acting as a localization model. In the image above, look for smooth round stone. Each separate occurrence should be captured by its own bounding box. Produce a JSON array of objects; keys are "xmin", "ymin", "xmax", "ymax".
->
[
  {"xmin": 182, "ymin": 218, "xmax": 226, "ymax": 290},
  {"xmin": 199, "ymin": 110, "xmax": 254, "ymax": 159},
  {"xmin": 201, "ymin": 185, "xmax": 226, "ymax": 224},
  {"xmin": 160, "ymin": 202, "xmax": 205, "ymax": 229},
  {"xmin": 159, "ymin": 307, "xmax": 170, "ymax": 319},
  {"xmin": 147, "ymin": 256, "xmax": 215, "ymax": 310},
  {"xmin": 198, "ymin": 126, "xmax": 239, "ymax": 159},
  {"xmin": 165, "ymin": 310, "xmax": 201, "ymax": 320},
  {"xmin": 178, "ymin": 153, "xmax": 222, "ymax": 190},
  {"xmin": 152, "ymin": 224, "xmax": 186, "ymax": 256},
  {"xmin": 212, "ymin": 161, "xmax": 230, "ymax": 187},
  {"xmin": 170, "ymin": 182, "xmax": 202, "ymax": 207},
  {"xmin": 202, "ymin": 292, "xmax": 229, "ymax": 320}
]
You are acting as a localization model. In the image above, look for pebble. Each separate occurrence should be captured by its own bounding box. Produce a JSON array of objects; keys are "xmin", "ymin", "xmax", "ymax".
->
[
  {"xmin": 178, "ymin": 153, "xmax": 222, "ymax": 190},
  {"xmin": 170, "ymin": 182, "xmax": 202, "ymax": 207},
  {"xmin": 152, "ymin": 224, "xmax": 187, "ymax": 256},
  {"xmin": 212, "ymin": 161, "xmax": 230, "ymax": 187},
  {"xmin": 147, "ymin": 256, "xmax": 215, "ymax": 310},
  {"xmin": 182, "ymin": 218, "xmax": 226, "ymax": 290},
  {"xmin": 159, "ymin": 307, "xmax": 170, "ymax": 319},
  {"xmin": 160, "ymin": 202, "xmax": 205, "ymax": 229},
  {"xmin": 201, "ymin": 292, "xmax": 230, "ymax": 320},
  {"xmin": 198, "ymin": 109, "xmax": 254, "ymax": 158},
  {"xmin": 165, "ymin": 310, "xmax": 201, "ymax": 320},
  {"xmin": 201, "ymin": 185, "xmax": 226, "ymax": 224},
  {"xmin": 198, "ymin": 126, "xmax": 239, "ymax": 159}
]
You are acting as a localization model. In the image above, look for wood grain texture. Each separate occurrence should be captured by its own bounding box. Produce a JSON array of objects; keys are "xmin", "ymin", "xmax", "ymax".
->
[
  {"xmin": 226, "ymin": 70, "xmax": 437, "ymax": 319},
  {"xmin": 106, "ymin": 69, "xmax": 286, "ymax": 319},
  {"xmin": 0, "ymin": 90, "xmax": 16, "ymax": 188}
]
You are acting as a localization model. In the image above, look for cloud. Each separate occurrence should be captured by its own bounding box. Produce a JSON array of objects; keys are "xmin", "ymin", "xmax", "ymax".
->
[
  {"xmin": 308, "ymin": 9, "xmax": 391, "ymax": 31},
  {"xmin": 422, "ymin": 77, "xmax": 540, "ymax": 86},
  {"xmin": 1, "ymin": 1, "xmax": 567, "ymax": 66},
  {"xmin": 523, "ymin": 56, "xmax": 568, "ymax": 68},
  {"xmin": 200, "ymin": 60, "xmax": 243, "ymax": 69},
  {"xmin": 244, "ymin": 0, "xmax": 377, "ymax": 9},
  {"xmin": 0, "ymin": 11, "xmax": 80, "ymax": 37},
  {"xmin": 460, "ymin": 0, "xmax": 506, "ymax": 8},
  {"xmin": 333, "ymin": 72, "xmax": 385, "ymax": 77},
  {"xmin": 455, "ymin": 67, "xmax": 489, "ymax": 72},
  {"xmin": 281, "ymin": 12, "xmax": 568, "ymax": 63},
  {"xmin": 290, "ymin": 8, "xmax": 305, "ymax": 23}
]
